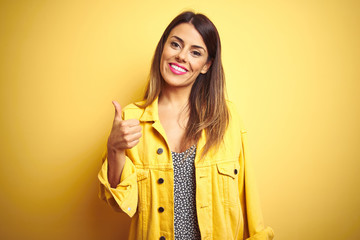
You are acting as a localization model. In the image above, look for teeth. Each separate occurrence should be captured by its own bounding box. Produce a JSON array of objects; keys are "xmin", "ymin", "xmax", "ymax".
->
[{"xmin": 171, "ymin": 64, "xmax": 187, "ymax": 72}]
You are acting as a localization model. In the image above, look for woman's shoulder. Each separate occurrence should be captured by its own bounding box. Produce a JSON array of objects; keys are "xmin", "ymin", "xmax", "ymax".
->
[
  {"xmin": 226, "ymin": 100, "xmax": 241, "ymax": 120},
  {"xmin": 121, "ymin": 100, "xmax": 146, "ymax": 120},
  {"xmin": 122, "ymin": 100, "xmax": 146, "ymax": 110},
  {"xmin": 226, "ymin": 100, "xmax": 247, "ymax": 133},
  {"xmin": 226, "ymin": 100, "xmax": 238, "ymax": 113}
]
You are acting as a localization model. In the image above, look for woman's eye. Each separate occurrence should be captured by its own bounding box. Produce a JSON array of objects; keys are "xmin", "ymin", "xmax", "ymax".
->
[
  {"xmin": 170, "ymin": 42, "xmax": 180, "ymax": 48},
  {"xmin": 192, "ymin": 51, "xmax": 201, "ymax": 57}
]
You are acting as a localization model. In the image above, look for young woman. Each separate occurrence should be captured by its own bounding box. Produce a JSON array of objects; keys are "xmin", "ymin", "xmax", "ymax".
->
[{"xmin": 98, "ymin": 11, "xmax": 274, "ymax": 240}]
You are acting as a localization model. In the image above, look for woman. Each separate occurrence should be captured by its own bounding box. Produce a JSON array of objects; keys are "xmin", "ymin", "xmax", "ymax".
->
[{"xmin": 98, "ymin": 11, "xmax": 274, "ymax": 240}]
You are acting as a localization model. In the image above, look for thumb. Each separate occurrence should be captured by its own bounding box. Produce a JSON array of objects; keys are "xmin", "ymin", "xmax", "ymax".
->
[{"xmin": 112, "ymin": 101, "xmax": 123, "ymax": 122}]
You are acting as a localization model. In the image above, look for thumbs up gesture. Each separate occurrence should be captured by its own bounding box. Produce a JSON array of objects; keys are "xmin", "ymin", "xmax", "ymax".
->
[
  {"xmin": 107, "ymin": 101, "xmax": 142, "ymax": 153},
  {"xmin": 107, "ymin": 101, "xmax": 142, "ymax": 187}
]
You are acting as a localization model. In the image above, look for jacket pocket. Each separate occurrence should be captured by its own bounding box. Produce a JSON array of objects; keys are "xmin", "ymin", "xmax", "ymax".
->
[
  {"xmin": 136, "ymin": 168, "xmax": 150, "ymax": 240},
  {"xmin": 136, "ymin": 168, "xmax": 149, "ymax": 212},
  {"xmin": 137, "ymin": 169, "xmax": 149, "ymax": 181},
  {"xmin": 216, "ymin": 161, "xmax": 240, "ymax": 205}
]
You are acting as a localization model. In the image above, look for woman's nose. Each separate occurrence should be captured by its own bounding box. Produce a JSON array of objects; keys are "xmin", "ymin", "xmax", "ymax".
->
[{"xmin": 175, "ymin": 49, "xmax": 187, "ymax": 63}]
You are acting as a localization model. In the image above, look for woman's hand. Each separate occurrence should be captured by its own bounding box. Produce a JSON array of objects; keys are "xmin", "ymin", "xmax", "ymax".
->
[
  {"xmin": 108, "ymin": 101, "xmax": 142, "ymax": 152},
  {"xmin": 107, "ymin": 101, "xmax": 142, "ymax": 188}
]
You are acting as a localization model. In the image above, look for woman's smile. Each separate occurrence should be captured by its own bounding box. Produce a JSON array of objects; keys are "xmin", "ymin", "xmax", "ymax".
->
[{"xmin": 169, "ymin": 63, "xmax": 188, "ymax": 75}]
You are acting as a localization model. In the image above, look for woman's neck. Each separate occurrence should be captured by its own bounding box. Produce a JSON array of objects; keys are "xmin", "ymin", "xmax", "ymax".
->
[
  {"xmin": 158, "ymin": 84, "xmax": 191, "ymax": 110},
  {"xmin": 157, "ymin": 84, "xmax": 193, "ymax": 152}
]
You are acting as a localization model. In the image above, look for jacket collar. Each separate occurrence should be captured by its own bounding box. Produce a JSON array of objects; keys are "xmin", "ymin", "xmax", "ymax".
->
[
  {"xmin": 139, "ymin": 97, "xmax": 159, "ymax": 122},
  {"xmin": 138, "ymin": 96, "xmax": 207, "ymax": 163}
]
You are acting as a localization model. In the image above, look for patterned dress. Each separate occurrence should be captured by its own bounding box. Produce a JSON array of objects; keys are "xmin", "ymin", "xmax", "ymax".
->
[{"xmin": 172, "ymin": 145, "xmax": 201, "ymax": 240}]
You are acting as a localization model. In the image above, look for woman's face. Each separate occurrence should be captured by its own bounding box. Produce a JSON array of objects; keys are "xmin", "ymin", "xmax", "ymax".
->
[{"xmin": 160, "ymin": 23, "xmax": 212, "ymax": 89}]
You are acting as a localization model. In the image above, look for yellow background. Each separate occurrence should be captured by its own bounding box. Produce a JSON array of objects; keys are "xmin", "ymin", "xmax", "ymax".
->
[{"xmin": 0, "ymin": 0, "xmax": 359, "ymax": 239}]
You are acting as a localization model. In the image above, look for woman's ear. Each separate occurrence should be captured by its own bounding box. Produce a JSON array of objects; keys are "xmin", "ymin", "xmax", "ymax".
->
[{"xmin": 200, "ymin": 60, "xmax": 213, "ymax": 74}]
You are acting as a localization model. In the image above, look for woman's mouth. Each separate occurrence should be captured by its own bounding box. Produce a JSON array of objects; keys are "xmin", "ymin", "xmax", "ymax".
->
[{"xmin": 169, "ymin": 63, "xmax": 188, "ymax": 75}]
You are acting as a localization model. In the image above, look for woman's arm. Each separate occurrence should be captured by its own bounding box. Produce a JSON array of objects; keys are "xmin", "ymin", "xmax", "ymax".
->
[
  {"xmin": 107, "ymin": 101, "xmax": 142, "ymax": 188},
  {"xmin": 98, "ymin": 101, "xmax": 142, "ymax": 216},
  {"xmin": 107, "ymin": 148, "xmax": 126, "ymax": 188},
  {"xmin": 239, "ymin": 129, "xmax": 274, "ymax": 240}
]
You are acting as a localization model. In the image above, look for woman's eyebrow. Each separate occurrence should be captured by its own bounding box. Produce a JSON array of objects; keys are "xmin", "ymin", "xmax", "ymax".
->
[{"xmin": 171, "ymin": 35, "xmax": 206, "ymax": 52}]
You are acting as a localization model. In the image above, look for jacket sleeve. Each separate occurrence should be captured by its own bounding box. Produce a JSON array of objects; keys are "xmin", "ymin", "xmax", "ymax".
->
[
  {"xmin": 98, "ymin": 150, "xmax": 138, "ymax": 217},
  {"xmin": 239, "ymin": 127, "xmax": 274, "ymax": 239}
]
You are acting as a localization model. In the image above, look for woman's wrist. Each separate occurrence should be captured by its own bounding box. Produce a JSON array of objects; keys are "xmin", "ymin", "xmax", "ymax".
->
[
  {"xmin": 107, "ymin": 145, "xmax": 126, "ymax": 188},
  {"xmin": 107, "ymin": 143, "xmax": 125, "ymax": 161}
]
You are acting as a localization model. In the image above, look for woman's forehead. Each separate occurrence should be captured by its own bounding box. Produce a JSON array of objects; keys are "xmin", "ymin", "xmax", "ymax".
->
[{"xmin": 168, "ymin": 23, "xmax": 206, "ymax": 49}]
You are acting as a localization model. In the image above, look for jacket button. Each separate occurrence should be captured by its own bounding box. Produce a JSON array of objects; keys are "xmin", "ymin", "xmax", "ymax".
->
[
  {"xmin": 160, "ymin": 237, "xmax": 166, "ymax": 240},
  {"xmin": 158, "ymin": 207, "xmax": 164, "ymax": 213},
  {"xmin": 158, "ymin": 178, "xmax": 164, "ymax": 184},
  {"xmin": 234, "ymin": 169, "xmax": 238, "ymax": 175},
  {"xmin": 157, "ymin": 148, "xmax": 163, "ymax": 154}
]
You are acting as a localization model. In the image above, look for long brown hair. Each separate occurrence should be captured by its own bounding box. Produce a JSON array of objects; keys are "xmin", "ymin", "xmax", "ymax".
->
[{"xmin": 139, "ymin": 11, "xmax": 229, "ymax": 158}]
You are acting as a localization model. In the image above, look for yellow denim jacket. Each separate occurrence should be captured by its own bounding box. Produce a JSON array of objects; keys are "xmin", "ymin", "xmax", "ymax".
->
[{"xmin": 98, "ymin": 98, "xmax": 274, "ymax": 240}]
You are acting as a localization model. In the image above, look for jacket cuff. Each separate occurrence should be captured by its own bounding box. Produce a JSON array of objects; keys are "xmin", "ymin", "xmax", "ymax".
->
[
  {"xmin": 247, "ymin": 227, "xmax": 274, "ymax": 240},
  {"xmin": 98, "ymin": 156, "xmax": 138, "ymax": 217}
]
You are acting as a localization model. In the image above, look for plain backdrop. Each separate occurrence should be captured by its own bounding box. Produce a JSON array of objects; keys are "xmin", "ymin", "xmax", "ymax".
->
[{"xmin": 0, "ymin": 0, "xmax": 359, "ymax": 239}]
